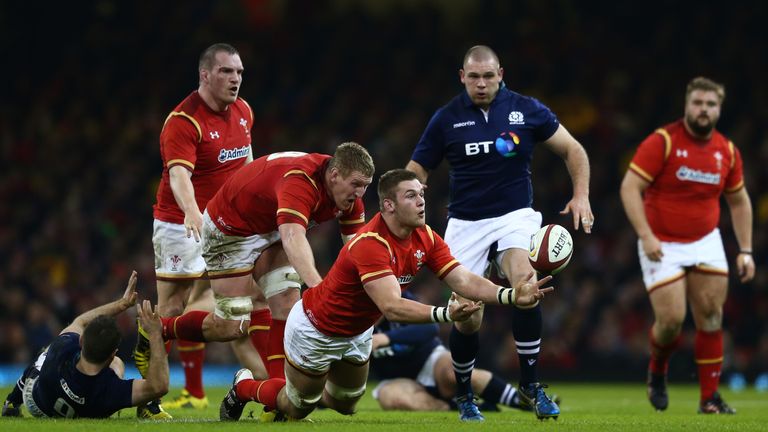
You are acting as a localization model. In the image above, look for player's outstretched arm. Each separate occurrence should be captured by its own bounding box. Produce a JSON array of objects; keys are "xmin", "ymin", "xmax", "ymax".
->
[
  {"xmin": 364, "ymin": 276, "xmax": 481, "ymax": 324},
  {"xmin": 442, "ymin": 265, "xmax": 553, "ymax": 307},
  {"xmin": 60, "ymin": 271, "xmax": 139, "ymax": 335},
  {"xmin": 131, "ymin": 300, "xmax": 170, "ymax": 406}
]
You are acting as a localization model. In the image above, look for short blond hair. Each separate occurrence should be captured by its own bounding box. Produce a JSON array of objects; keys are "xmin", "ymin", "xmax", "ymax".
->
[
  {"xmin": 328, "ymin": 142, "xmax": 374, "ymax": 178},
  {"xmin": 686, "ymin": 76, "xmax": 725, "ymax": 103}
]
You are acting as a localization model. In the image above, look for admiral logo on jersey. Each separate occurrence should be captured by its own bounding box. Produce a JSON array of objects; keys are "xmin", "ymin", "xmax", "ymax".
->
[
  {"xmin": 218, "ymin": 145, "xmax": 251, "ymax": 163},
  {"xmin": 495, "ymin": 131, "xmax": 521, "ymax": 158}
]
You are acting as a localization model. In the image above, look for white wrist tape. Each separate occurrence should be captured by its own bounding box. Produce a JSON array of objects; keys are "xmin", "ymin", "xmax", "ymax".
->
[
  {"xmin": 497, "ymin": 287, "xmax": 516, "ymax": 305},
  {"xmin": 430, "ymin": 306, "xmax": 452, "ymax": 323}
]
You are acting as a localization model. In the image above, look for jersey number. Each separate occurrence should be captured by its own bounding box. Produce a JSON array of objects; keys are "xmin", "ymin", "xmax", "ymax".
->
[
  {"xmin": 267, "ymin": 151, "xmax": 307, "ymax": 160},
  {"xmin": 54, "ymin": 398, "xmax": 75, "ymax": 418}
]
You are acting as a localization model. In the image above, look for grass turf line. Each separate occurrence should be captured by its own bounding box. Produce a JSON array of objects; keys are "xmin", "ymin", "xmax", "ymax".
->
[{"xmin": 2, "ymin": 383, "xmax": 768, "ymax": 431}]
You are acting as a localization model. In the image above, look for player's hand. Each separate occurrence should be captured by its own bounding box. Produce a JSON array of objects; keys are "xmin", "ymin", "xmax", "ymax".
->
[
  {"xmin": 737, "ymin": 252, "xmax": 755, "ymax": 283},
  {"xmin": 560, "ymin": 195, "xmax": 594, "ymax": 234},
  {"xmin": 514, "ymin": 272, "xmax": 554, "ymax": 307},
  {"xmin": 641, "ymin": 234, "xmax": 663, "ymax": 262},
  {"xmin": 447, "ymin": 293, "xmax": 482, "ymax": 322},
  {"xmin": 121, "ymin": 270, "xmax": 139, "ymax": 309},
  {"xmin": 372, "ymin": 333, "xmax": 390, "ymax": 350},
  {"xmin": 184, "ymin": 210, "xmax": 204, "ymax": 242},
  {"xmin": 137, "ymin": 300, "xmax": 162, "ymax": 337}
]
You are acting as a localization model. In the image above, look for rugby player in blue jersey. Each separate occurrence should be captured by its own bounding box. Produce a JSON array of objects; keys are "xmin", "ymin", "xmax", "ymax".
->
[
  {"xmin": 1, "ymin": 272, "xmax": 169, "ymax": 419},
  {"xmin": 406, "ymin": 45, "xmax": 593, "ymax": 421}
]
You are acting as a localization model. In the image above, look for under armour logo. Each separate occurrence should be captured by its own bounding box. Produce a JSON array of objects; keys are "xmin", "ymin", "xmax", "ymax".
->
[
  {"xmin": 527, "ymin": 359, "xmax": 537, "ymax": 365},
  {"xmin": 210, "ymin": 131, "xmax": 220, "ymax": 139},
  {"xmin": 676, "ymin": 149, "xmax": 688, "ymax": 158}
]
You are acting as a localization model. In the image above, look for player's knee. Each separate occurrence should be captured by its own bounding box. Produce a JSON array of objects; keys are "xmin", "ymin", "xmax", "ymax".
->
[
  {"xmin": 284, "ymin": 378, "xmax": 322, "ymax": 411},
  {"xmin": 212, "ymin": 295, "xmax": 253, "ymax": 339},
  {"xmin": 324, "ymin": 381, "xmax": 365, "ymax": 415},
  {"xmin": 258, "ymin": 266, "xmax": 302, "ymax": 299}
]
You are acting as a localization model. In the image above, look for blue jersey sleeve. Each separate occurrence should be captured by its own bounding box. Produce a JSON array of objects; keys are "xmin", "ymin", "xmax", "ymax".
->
[
  {"xmin": 529, "ymin": 97, "xmax": 560, "ymax": 142},
  {"xmin": 384, "ymin": 323, "xmax": 439, "ymax": 346},
  {"xmin": 411, "ymin": 109, "xmax": 446, "ymax": 169}
]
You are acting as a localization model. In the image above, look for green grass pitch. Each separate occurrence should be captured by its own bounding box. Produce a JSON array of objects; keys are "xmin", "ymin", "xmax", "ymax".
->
[{"xmin": 2, "ymin": 383, "xmax": 767, "ymax": 431}]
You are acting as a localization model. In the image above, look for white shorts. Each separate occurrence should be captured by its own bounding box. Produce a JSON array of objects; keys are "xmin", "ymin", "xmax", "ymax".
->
[
  {"xmin": 284, "ymin": 300, "xmax": 373, "ymax": 375},
  {"xmin": 153, "ymin": 219, "xmax": 206, "ymax": 279},
  {"xmin": 444, "ymin": 208, "xmax": 542, "ymax": 276},
  {"xmin": 202, "ymin": 210, "xmax": 281, "ymax": 278},
  {"xmin": 371, "ymin": 345, "xmax": 447, "ymax": 400},
  {"xmin": 639, "ymin": 228, "xmax": 728, "ymax": 292}
]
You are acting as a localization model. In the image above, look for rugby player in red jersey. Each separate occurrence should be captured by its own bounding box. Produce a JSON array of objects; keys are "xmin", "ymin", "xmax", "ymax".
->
[
  {"xmin": 219, "ymin": 169, "xmax": 554, "ymax": 422},
  {"xmin": 621, "ymin": 77, "xmax": 755, "ymax": 414}
]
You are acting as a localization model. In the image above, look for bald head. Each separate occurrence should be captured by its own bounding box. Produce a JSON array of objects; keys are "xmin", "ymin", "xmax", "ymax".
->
[{"xmin": 463, "ymin": 45, "xmax": 500, "ymax": 68}]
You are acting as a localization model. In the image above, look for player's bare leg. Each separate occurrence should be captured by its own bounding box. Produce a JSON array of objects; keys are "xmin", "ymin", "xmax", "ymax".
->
[
  {"xmin": 687, "ymin": 271, "xmax": 733, "ymax": 414},
  {"xmin": 255, "ymin": 244, "xmax": 302, "ymax": 379},
  {"xmin": 500, "ymin": 248, "xmax": 559, "ymax": 420},
  {"xmin": 230, "ymin": 292, "xmax": 269, "ymax": 379},
  {"xmin": 647, "ymin": 278, "xmax": 686, "ymax": 411},
  {"xmin": 323, "ymin": 359, "xmax": 369, "ymax": 415},
  {"xmin": 377, "ymin": 379, "xmax": 449, "ymax": 411}
]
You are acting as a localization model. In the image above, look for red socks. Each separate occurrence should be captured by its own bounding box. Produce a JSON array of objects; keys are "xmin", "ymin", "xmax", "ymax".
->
[
  {"xmin": 236, "ymin": 378, "xmax": 286, "ymax": 411},
  {"xmin": 161, "ymin": 311, "xmax": 208, "ymax": 341},
  {"xmin": 249, "ymin": 309, "xmax": 272, "ymax": 368},
  {"xmin": 648, "ymin": 328, "xmax": 681, "ymax": 375},
  {"xmin": 695, "ymin": 330, "xmax": 723, "ymax": 401},
  {"xmin": 267, "ymin": 319, "xmax": 287, "ymax": 379},
  {"xmin": 178, "ymin": 340, "xmax": 206, "ymax": 398}
]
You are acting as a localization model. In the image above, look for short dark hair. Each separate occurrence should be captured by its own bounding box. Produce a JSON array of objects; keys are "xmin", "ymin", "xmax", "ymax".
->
[
  {"xmin": 378, "ymin": 169, "xmax": 419, "ymax": 210},
  {"xmin": 328, "ymin": 142, "xmax": 375, "ymax": 178},
  {"xmin": 686, "ymin": 76, "xmax": 725, "ymax": 103},
  {"xmin": 81, "ymin": 315, "xmax": 121, "ymax": 365},
  {"xmin": 463, "ymin": 45, "xmax": 500, "ymax": 68},
  {"xmin": 199, "ymin": 43, "xmax": 239, "ymax": 71}
]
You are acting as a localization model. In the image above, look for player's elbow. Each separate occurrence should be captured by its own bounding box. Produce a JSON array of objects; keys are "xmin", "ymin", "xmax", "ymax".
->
[{"xmin": 379, "ymin": 302, "xmax": 404, "ymax": 322}]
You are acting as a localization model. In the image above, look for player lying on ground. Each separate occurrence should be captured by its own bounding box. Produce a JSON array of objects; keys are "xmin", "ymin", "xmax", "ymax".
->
[
  {"xmin": 2, "ymin": 272, "xmax": 168, "ymax": 418},
  {"xmin": 370, "ymin": 293, "xmax": 559, "ymax": 412},
  {"xmin": 218, "ymin": 169, "xmax": 554, "ymax": 423}
]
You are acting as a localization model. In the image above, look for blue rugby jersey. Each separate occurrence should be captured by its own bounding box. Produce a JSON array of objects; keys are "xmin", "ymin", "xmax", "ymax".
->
[
  {"xmin": 371, "ymin": 320, "xmax": 441, "ymax": 381},
  {"xmin": 411, "ymin": 86, "xmax": 559, "ymax": 220},
  {"xmin": 30, "ymin": 332, "xmax": 133, "ymax": 418}
]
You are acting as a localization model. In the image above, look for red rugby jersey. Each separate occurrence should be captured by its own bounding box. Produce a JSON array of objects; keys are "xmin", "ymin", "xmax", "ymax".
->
[
  {"xmin": 628, "ymin": 120, "xmax": 744, "ymax": 242},
  {"xmin": 153, "ymin": 91, "xmax": 254, "ymax": 224},
  {"xmin": 302, "ymin": 213, "xmax": 460, "ymax": 337},
  {"xmin": 206, "ymin": 152, "xmax": 366, "ymax": 237}
]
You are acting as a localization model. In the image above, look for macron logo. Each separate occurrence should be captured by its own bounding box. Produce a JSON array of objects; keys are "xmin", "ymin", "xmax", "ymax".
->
[{"xmin": 453, "ymin": 120, "xmax": 475, "ymax": 128}]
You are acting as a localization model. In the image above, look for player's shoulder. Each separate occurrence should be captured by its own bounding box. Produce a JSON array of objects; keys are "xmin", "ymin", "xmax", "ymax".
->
[
  {"xmin": 499, "ymin": 87, "xmax": 550, "ymax": 112},
  {"xmin": 413, "ymin": 224, "xmax": 438, "ymax": 247}
]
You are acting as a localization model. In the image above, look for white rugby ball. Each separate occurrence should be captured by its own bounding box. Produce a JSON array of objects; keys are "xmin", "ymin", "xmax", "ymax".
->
[{"xmin": 529, "ymin": 224, "xmax": 573, "ymax": 275}]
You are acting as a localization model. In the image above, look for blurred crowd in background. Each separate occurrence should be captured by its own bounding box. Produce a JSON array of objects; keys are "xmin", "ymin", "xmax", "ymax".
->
[{"xmin": 1, "ymin": 0, "xmax": 766, "ymax": 383}]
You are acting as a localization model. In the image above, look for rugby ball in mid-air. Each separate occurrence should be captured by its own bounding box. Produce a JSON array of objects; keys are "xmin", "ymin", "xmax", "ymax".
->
[{"xmin": 529, "ymin": 224, "xmax": 573, "ymax": 275}]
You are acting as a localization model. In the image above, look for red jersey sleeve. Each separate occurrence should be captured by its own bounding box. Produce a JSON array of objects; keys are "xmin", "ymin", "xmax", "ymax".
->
[
  {"xmin": 348, "ymin": 235, "xmax": 394, "ymax": 284},
  {"xmin": 424, "ymin": 230, "xmax": 460, "ymax": 280},
  {"xmin": 160, "ymin": 114, "xmax": 202, "ymax": 172},
  {"xmin": 339, "ymin": 199, "xmax": 366, "ymax": 235},
  {"xmin": 628, "ymin": 131, "xmax": 667, "ymax": 182},
  {"xmin": 724, "ymin": 142, "xmax": 745, "ymax": 192},
  {"xmin": 275, "ymin": 173, "xmax": 320, "ymax": 227}
]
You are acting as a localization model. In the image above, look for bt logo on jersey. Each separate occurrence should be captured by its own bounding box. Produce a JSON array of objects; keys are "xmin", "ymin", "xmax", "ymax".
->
[{"xmin": 464, "ymin": 141, "xmax": 494, "ymax": 155}]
